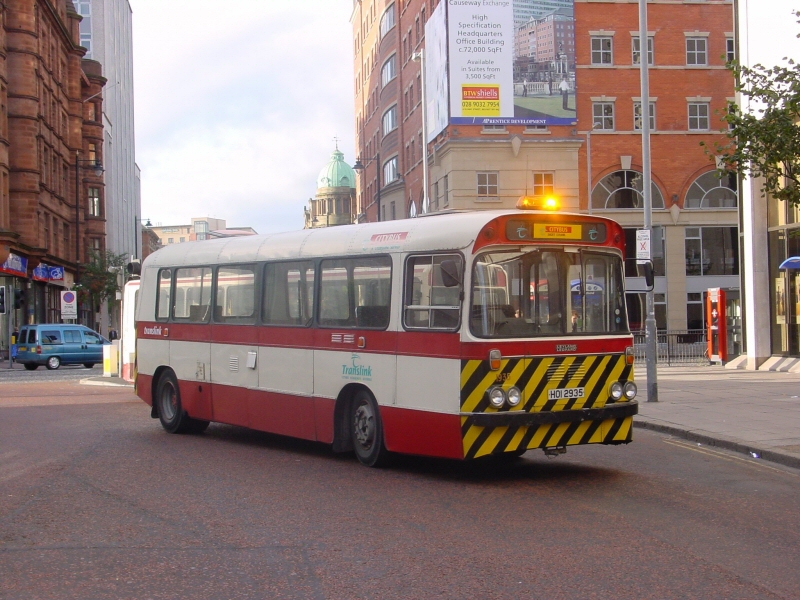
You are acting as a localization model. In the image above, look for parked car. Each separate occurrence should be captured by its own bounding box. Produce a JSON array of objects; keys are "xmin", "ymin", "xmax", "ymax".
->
[{"xmin": 15, "ymin": 324, "xmax": 110, "ymax": 370}]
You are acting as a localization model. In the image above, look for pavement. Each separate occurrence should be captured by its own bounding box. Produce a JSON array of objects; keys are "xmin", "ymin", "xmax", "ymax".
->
[
  {"xmin": 3, "ymin": 357, "xmax": 800, "ymax": 469},
  {"xmin": 634, "ymin": 364, "xmax": 800, "ymax": 470}
]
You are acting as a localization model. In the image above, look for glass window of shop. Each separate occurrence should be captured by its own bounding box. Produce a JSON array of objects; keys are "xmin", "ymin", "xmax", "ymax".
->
[
  {"xmin": 767, "ymin": 227, "xmax": 800, "ymax": 355},
  {"xmin": 685, "ymin": 227, "xmax": 739, "ymax": 276}
]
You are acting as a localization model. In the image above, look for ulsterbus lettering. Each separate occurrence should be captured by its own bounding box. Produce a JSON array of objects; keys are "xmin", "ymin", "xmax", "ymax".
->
[{"xmin": 144, "ymin": 326, "xmax": 162, "ymax": 336}]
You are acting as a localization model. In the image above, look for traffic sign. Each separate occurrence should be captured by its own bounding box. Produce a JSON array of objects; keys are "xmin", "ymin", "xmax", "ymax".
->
[
  {"xmin": 61, "ymin": 290, "xmax": 78, "ymax": 320},
  {"xmin": 636, "ymin": 229, "xmax": 651, "ymax": 263}
]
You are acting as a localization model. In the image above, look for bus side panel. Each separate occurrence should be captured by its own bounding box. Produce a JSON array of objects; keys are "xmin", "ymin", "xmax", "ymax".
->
[
  {"xmin": 210, "ymin": 342, "xmax": 259, "ymax": 427},
  {"xmin": 395, "ymin": 356, "xmax": 461, "ymax": 414},
  {"xmin": 137, "ymin": 337, "xmax": 169, "ymax": 382},
  {"xmin": 170, "ymin": 340, "xmax": 212, "ymax": 421},
  {"xmin": 381, "ymin": 407, "xmax": 464, "ymax": 459},
  {"xmin": 314, "ymin": 398, "xmax": 335, "ymax": 443},
  {"xmin": 247, "ymin": 389, "xmax": 317, "ymax": 441},
  {"xmin": 138, "ymin": 374, "xmax": 154, "ymax": 406}
]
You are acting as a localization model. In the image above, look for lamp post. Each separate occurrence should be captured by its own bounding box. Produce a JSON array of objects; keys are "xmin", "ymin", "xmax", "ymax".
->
[
  {"xmin": 411, "ymin": 50, "xmax": 430, "ymax": 215},
  {"xmin": 638, "ymin": 0, "xmax": 658, "ymax": 402},
  {"xmin": 353, "ymin": 152, "xmax": 381, "ymax": 222},
  {"xmin": 74, "ymin": 151, "xmax": 104, "ymax": 322}
]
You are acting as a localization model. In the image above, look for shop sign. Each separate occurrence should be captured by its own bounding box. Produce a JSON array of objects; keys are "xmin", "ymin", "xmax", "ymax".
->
[{"xmin": 0, "ymin": 253, "xmax": 28, "ymax": 278}]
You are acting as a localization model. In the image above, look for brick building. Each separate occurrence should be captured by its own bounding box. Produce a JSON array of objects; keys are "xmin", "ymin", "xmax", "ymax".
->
[
  {"xmin": 575, "ymin": 0, "xmax": 737, "ymax": 333},
  {"xmin": 0, "ymin": 0, "xmax": 105, "ymax": 343},
  {"xmin": 351, "ymin": 0, "xmax": 737, "ymax": 337}
]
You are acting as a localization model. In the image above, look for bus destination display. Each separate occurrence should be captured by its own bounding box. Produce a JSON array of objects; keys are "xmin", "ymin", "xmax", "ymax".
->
[{"xmin": 506, "ymin": 220, "xmax": 608, "ymax": 244}]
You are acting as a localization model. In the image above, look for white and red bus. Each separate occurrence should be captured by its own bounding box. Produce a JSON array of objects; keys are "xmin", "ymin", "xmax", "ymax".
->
[{"xmin": 134, "ymin": 208, "xmax": 638, "ymax": 466}]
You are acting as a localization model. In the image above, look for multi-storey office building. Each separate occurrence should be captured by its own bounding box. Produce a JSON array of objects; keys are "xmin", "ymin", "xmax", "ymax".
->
[
  {"xmin": 352, "ymin": 0, "xmax": 737, "ymax": 335},
  {"xmin": 0, "ymin": 0, "xmax": 107, "ymax": 353},
  {"xmin": 74, "ymin": 0, "xmax": 139, "ymax": 261}
]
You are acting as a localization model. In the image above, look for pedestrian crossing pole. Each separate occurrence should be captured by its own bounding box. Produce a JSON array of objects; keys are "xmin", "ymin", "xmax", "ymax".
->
[{"xmin": 639, "ymin": 0, "xmax": 658, "ymax": 401}]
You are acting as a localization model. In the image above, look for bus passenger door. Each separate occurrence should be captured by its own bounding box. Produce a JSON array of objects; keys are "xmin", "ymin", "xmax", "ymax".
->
[{"xmin": 252, "ymin": 261, "xmax": 317, "ymax": 440}]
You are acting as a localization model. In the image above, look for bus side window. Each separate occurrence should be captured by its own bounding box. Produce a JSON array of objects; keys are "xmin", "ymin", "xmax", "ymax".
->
[
  {"xmin": 173, "ymin": 267, "xmax": 212, "ymax": 323},
  {"xmin": 215, "ymin": 265, "xmax": 256, "ymax": 323},
  {"xmin": 319, "ymin": 256, "xmax": 391, "ymax": 329},
  {"xmin": 156, "ymin": 269, "xmax": 172, "ymax": 321},
  {"xmin": 403, "ymin": 254, "xmax": 462, "ymax": 330},
  {"xmin": 263, "ymin": 261, "xmax": 315, "ymax": 327}
]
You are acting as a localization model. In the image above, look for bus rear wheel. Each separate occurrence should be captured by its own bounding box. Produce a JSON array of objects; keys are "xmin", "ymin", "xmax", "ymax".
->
[
  {"xmin": 350, "ymin": 390, "xmax": 389, "ymax": 467},
  {"xmin": 156, "ymin": 371, "xmax": 192, "ymax": 434}
]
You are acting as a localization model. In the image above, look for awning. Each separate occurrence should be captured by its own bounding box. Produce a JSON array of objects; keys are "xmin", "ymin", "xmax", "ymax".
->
[{"xmin": 779, "ymin": 257, "xmax": 800, "ymax": 269}]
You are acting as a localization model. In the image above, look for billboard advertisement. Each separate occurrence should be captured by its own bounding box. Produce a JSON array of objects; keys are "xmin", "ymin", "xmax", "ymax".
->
[{"xmin": 428, "ymin": 0, "xmax": 576, "ymax": 130}]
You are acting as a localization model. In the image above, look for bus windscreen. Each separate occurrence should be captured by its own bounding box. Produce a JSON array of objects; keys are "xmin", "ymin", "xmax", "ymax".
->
[{"xmin": 470, "ymin": 249, "xmax": 628, "ymax": 338}]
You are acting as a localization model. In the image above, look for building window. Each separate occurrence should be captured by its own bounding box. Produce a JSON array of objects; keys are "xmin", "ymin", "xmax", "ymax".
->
[
  {"xmin": 591, "ymin": 36, "xmax": 613, "ymax": 65},
  {"xmin": 591, "ymin": 170, "xmax": 666, "ymax": 210},
  {"xmin": 685, "ymin": 227, "xmax": 739, "ymax": 276},
  {"xmin": 383, "ymin": 156, "xmax": 399, "ymax": 184},
  {"xmin": 687, "ymin": 292, "xmax": 704, "ymax": 330},
  {"xmin": 688, "ymin": 102, "xmax": 710, "ymax": 131},
  {"xmin": 627, "ymin": 292, "xmax": 667, "ymax": 332},
  {"xmin": 592, "ymin": 102, "xmax": 615, "ymax": 130},
  {"xmin": 685, "ymin": 171, "xmax": 738, "ymax": 209},
  {"xmin": 726, "ymin": 37, "xmax": 735, "ymax": 63},
  {"xmin": 632, "ymin": 36, "xmax": 654, "ymax": 65},
  {"xmin": 382, "ymin": 104, "xmax": 398, "ymax": 135},
  {"xmin": 633, "ymin": 102, "xmax": 656, "ymax": 131},
  {"xmin": 88, "ymin": 187, "xmax": 101, "ymax": 216},
  {"xmin": 88, "ymin": 143, "xmax": 97, "ymax": 166},
  {"xmin": 380, "ymin": 3, "xmax": 396, "ymax": 38},
  {"xmin": 381, "ymin": 54, "xmax": 397, "ymax": 87},
  {"xmin": 477, "ymin": 172, "xmax": 498, "ymax": 197},
  {"xmin": 168, "ymin": 238, "xmax": 174, "ymax": 244},
  {"xmin": 533, "ymin": 172, "xmax": 554, "ymax": 197},
  {"xmin": 686, "ymin": 37, "xmax": 707, "ymax": 66}
]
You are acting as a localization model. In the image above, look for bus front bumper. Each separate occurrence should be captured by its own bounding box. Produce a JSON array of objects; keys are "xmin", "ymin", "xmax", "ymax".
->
[{"xmin": 460, "ymin": 401, "xmax": 638, "ymax": 458}]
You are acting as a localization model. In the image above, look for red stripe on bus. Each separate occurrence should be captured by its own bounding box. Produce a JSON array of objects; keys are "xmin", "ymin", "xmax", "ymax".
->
[
  {"xmin": 381, "ymin": 407, "xmax": 464, "ymax": 459},
  {"xmin": 460, "ymin": 337, "xmax": 633, "ymax": 359}
]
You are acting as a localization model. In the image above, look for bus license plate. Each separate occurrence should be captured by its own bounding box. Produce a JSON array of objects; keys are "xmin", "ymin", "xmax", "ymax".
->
[{"xmin": 548, "ymin": 387, "xmax": 585, "ymax": 400}]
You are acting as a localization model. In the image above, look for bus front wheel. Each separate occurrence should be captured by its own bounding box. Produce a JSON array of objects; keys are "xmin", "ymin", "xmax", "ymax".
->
[{"xmin": 350, "ymin": 390, "xmax": 389, "ymax": 467}]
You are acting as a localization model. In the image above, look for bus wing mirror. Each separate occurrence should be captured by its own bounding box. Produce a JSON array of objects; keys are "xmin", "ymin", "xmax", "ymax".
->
[
  {"xmin": 440, "ymin": 260, "xmax": 461, "ymax": 288},
  {"xmin": 643, "ymin": 261, "xmax": 655, "ymax": 289}
]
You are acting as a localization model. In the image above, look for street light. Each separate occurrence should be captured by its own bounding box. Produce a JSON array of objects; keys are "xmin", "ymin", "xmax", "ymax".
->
[
  {"xmin": 411, "ymin": 50, "xmax": 430, "ymax": 215},
  {"xmin": 74, "ymin": 151, "xmax": 104, "ymax": 321},
  {"xmin": 353, "ymin": 152, "xmax": 381, "ymax": 222}
]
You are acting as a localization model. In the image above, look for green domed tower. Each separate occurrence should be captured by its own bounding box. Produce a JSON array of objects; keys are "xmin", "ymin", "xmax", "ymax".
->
[{"xmin": 304, "ymin": 145, "xmax": 356, "ymax": 228}]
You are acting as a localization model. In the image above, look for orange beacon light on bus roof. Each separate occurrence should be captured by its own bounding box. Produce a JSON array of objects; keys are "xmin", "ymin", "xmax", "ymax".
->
[{"xmin": 517, "ymin": 196, "xmax": 560, "ymax": 211}]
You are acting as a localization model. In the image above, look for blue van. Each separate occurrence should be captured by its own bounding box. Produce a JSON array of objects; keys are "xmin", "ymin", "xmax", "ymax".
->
[{"xmin": 15, "ymin": 324, "xmax": 110, "ymax": 370}]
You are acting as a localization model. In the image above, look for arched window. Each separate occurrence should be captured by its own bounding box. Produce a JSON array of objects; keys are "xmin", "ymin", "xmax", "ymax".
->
[
  {"xmin": 380, "ymin": 3, "xmax": 396, "ymax": 39},
  {"xmin": 685, "ymin": 171, "xmax": 737, "ymax": 209},
  {"xmin": 591, "ymin": 170, "xmax": 665, "ymax": 209},
  {"xmin": 381, "ymin": 54, "xmax": 397, "ymax": 87}
]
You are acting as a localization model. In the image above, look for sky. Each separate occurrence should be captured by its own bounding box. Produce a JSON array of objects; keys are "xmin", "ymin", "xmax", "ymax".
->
[{"xmin": 130, "ymin": 0, "xmax": 356, "ymax": 234}]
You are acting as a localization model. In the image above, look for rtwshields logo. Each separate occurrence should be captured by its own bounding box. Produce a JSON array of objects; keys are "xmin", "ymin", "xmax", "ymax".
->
[
  {"xmin": 342, "ymin": 353, "xmax": 373, "ymax": 381},
  {"xmin": 143, "ymin": 326, "xmax": 162, "ymax": 336},
  {"xmin": 462, "ymin": 86, "xmax": 499, "ymax": 100}
]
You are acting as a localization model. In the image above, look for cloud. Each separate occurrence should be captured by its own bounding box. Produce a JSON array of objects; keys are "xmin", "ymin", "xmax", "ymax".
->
[{"xmin": 131, "ymin": 0, "xmax": 356, "ymax": 233}]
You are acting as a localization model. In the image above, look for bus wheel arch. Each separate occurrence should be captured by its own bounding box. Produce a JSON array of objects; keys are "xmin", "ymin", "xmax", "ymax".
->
[{"xmin": 332, "ymin": 384, "xmax": 364, "ymax": 453}]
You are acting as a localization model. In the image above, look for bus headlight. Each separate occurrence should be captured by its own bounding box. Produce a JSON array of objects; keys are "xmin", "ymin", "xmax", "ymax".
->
[
  {"xmin": 488, "ymin": 387, "xmax": 507, "ymax": 408},
  {"xmin": 609, "ymin": 381, "xmax": 623, "ymax": 401},
  {"xmin": 507, "ymin": 387, "xmax": 522, "ymax": 407},
  {"xmin": 623, "ymin": 381, "xmax": 637, "ymax": 400}
]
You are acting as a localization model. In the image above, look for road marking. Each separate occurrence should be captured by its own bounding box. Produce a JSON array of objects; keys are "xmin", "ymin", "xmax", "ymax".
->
[{"xmin": 662, "ymin": 438, "xmax": 800, "ymax": 479}]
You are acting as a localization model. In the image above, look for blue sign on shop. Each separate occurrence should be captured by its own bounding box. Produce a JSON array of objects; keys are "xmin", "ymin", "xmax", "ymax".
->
[{"xmin": 0, "ymin": 252, "xmax": 28, "ymax": 278}]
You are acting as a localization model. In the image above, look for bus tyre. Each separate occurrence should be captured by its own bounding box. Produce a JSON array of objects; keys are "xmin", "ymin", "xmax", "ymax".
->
[
  {"xmin": 350, "ymin": 390, "xmax": 389, "ymax": 467},
  {"xmin": 156, "ymin": 371, "xmax": 192, "ymax": 434}
]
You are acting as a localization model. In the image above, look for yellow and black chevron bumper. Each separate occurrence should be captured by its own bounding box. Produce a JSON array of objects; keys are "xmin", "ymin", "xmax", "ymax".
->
[{"xmin": 460, "ymin": 354, "xmax": 636, "ymax": 459}]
